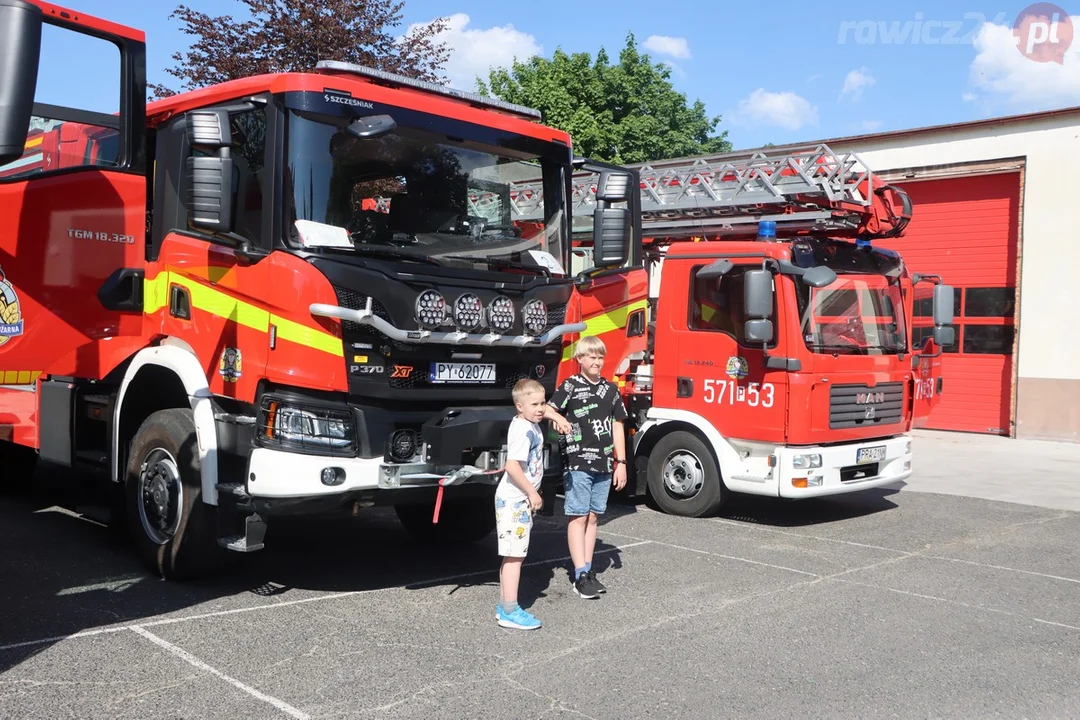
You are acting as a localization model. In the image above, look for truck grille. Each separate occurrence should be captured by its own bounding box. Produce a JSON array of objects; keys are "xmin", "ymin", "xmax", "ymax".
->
[{"xmin": 829, "ymin": 382, "xmax": 904, "ymax": 429}]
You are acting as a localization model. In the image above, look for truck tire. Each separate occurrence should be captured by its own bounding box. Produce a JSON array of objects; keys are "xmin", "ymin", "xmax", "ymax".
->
[
  {"xmin": 124, "ymin": 408, "xmax": 225, "ymax": 580},
  {"xmin": 395, "ymin": 496, "xmax": 495, "ymax": 544},
  {"xmin": 646, "ymin": 430, "xmax": 726, "ymax": 517}
]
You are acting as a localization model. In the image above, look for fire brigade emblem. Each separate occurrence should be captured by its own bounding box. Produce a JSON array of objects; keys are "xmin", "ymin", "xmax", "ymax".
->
[
  {"xmin": 0, "ymin": 267, "xmax": 25, "ymax": 348},
  {"xmin": 725, "ymin": 356, "xmax": 748, "ymax": 380},
  {"xmin": 219, "ymin": 347, "xmax": 243, "ymax": 382},
  {"xmin": 535, "ymin": 364, "xmax": 546, "ymax": 378}
]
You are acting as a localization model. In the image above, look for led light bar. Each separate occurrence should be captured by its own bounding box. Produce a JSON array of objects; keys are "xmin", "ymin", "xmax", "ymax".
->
[
  {"xmin": 315, "ymin": 60, "xmax": 543, "ymax": 121},
  {"xmin": 521, "ymin": 299, "xmax": 547, "ymax": 336}
]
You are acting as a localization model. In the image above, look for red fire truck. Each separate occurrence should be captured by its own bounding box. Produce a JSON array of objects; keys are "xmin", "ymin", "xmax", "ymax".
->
[
  {"xmin": 0, "ymin": 0, "xmax": 640, "ymax": 578},
  {"xmin": 517, "ymin": 146, "xmax": 958, "ymax": 517}
]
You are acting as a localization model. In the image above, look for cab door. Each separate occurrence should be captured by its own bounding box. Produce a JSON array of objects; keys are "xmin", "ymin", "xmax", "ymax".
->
[
  {"xmin": 558, "ymin": 160, "xmax": 649, "ymax": 387},
  {"xmin": 0, "ymin": 9, "xmax": 147, "ymax": 447},
  {"xmin": 666, "ymin": 257, "xmax": 789, "ymax": 446},
  {"xmin": 909, "ymin": 282, "xmax": 954, "ymax": 428}
]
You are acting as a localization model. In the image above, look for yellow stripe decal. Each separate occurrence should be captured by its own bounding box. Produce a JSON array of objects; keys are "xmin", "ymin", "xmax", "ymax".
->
[
  {"xmin": 272, "ymin": 314, "xmax": 343, "ymax": 357},
  {"xmin": 562, "ymin": 298, "xmax": 649, "ymax": 361},
  {"xmin": 142, "ymin": 271, "xmax": 343, "ymax": 357},
  {"xmin": 1, "ymin": 371, "xmax": 41, "ymax": 385}
]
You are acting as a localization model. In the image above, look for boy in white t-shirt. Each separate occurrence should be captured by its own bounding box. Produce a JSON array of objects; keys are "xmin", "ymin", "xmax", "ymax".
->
[{"xmin": 494, "ymin": 378, "xmax": 570, "ymax": 630}]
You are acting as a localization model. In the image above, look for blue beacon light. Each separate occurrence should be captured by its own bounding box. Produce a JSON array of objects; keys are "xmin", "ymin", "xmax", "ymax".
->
[{"xmin": 757, "ymin": 220, "xmax": 777, "ymax": 240}]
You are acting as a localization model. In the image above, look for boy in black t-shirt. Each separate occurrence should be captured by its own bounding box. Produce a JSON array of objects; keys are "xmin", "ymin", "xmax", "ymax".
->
[{"xmin": 548, "ymin": 335, "xmax": 629, "ymax": 599}]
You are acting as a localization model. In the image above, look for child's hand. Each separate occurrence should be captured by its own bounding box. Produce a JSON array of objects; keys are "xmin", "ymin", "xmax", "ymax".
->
[
  {"xmin": 552, "ymin": 416, "xmax": 572, "ymax": 435},
  {"xmin": 528, "ymin": 490, "xmax": 543, "ymax": 514},
  {"xmin": 613, "ymin": 462, "xmax": 627, "ymax": 491}
]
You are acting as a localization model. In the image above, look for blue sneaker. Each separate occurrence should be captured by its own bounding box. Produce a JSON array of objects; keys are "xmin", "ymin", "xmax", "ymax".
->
[{"xmin": 496, "ymin": 605, "xmax": 542, "ymax": 630}]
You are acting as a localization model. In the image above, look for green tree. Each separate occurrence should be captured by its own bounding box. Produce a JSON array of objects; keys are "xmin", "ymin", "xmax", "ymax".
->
[
  {"xmin": 150, "ymin": 0, "xmax": 450, "ymax": 99},
  {"xmin": 477, "ymin": 33, "xmax": 731, "ymax": 164}
]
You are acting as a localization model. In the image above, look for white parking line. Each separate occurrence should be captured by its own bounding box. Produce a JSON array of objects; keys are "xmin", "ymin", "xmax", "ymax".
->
[
  {"xmin": 601, "ymin": 530, "xmax": 821, "ymax": 577},
  {"xmin": 0, "ymin": 540, "xmax": 653, "ymax": 654},
  {"xmin": 130, "ymin": 626, "xmax": 310, "ymax": 719}
]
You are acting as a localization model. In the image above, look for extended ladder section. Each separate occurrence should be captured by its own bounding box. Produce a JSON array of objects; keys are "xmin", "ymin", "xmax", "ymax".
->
[{"xmin": 506, "ymin": 143, "xmax": 911, "ymax": 241}]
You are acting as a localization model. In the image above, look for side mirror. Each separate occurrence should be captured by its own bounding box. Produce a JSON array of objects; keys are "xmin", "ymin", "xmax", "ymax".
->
[
  {"xmin": 802, "ymin": 265, "xmax": 838, "ymax": 289},
  {"xmin": 743, "ymin": 269, "xmax": 774, "ymax": 343},
  {"xmin": 596, "ymin": 169, "xmax": 632, "ymax": 203},
  {"xmin": 745, "ymin": 318, "xmax": 774, "ymax": 344},
  {"xmin": 345, "ymin": 114, "xmax": 396, "ymax": 140},
  {"xmin": 932, "ymin": 284, "xmax": 955, "ymax": 326},
  {"xmin": 744, "ymin": 269, "xmax": 774, "ymax": 319},
  {"xmin": 185, "ymin": 108, "xmax": 235, "ymax": 234},
  {"xmin": 932, "ymin": 325, "xmax": 956, "ymax": 348},
  {"xmin": 0, "ymin": 0, "xmax": 44, "ymax": 166},
  {"xmin": 592, "ymin": 207, "xmax": 630, "ymax": 268}
]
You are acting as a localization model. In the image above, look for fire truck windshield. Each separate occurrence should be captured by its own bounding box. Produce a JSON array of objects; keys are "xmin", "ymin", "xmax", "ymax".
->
[
  {"xmin": 795, "ymin": 274, "xmax": 908, "ymax": 356},
  {"xmin": 283, "ymin": 106, "xmax": 568, "ymax": 275},
  {"xmin": 786, "ymin": 237, "xmax": 909, "ymax": 356}
]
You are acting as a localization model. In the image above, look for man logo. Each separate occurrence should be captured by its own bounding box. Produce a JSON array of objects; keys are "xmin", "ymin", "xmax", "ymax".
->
[{"xmin": 855, "ymin": 391, "xmax": 885, "ymax": 404}]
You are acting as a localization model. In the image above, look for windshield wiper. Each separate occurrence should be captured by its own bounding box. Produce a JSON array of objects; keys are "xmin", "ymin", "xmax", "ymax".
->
[
  {"xmin": 441, "ymin": 254, "xmax": 550, "ymax": 277},
  {"xmin": 808, "ymin": 343, "xmax": 870, "ymax": 355},
  {"xmin": 349, "ymin": 245, "xmax": 443, "ymax": 266}
]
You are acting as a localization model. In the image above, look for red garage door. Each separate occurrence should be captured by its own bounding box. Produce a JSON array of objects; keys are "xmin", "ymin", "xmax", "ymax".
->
[{"xmin": 886, "ymin": 172, "xmax": 1020, "ymax": 435}]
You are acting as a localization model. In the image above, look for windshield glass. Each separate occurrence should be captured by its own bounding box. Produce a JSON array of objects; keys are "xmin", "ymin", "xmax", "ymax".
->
[
  {"xmin": 284, "ymin": 108, "xmax": 568, "ymax": 276},
  {"xmin": 796, "ymin": 274, "xmax": 908, "ymax": 355}
]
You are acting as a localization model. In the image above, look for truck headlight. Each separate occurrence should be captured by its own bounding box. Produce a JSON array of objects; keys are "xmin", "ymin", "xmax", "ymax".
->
[
  {"xmin": 415, "ymin": 289, "xmax": 447, "ymax": 330},
  {"xmin": 792, "ymin": 453, "xmax": 822, "ymax": 469},
  {"xmin": 260, "ymin": 399, "xmax": 356, "ymax": 455},
  {"xmin": 522, "ymin": 299, "xmax": 547, "ymax": 335},
  {"xmin": 487, "ymin": 295, "xmax": 514, "ymax": 333}
]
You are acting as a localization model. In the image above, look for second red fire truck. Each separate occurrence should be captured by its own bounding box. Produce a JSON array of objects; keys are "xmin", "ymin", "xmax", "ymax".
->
[{"xmin": 512, "ymin": 145, "xmax": 957, "ymax": 517}]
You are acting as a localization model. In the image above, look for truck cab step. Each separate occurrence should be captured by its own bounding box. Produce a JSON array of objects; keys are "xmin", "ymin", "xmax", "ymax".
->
[{"xmin": 217, "ymin": 513, "xmax": 266, "ymax": 553}]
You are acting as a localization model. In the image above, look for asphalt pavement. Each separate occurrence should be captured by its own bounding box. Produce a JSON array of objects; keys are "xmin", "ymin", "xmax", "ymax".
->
[{"xmin": 1, "ymin": 431, "xmax": 1078, "ymax": 719}]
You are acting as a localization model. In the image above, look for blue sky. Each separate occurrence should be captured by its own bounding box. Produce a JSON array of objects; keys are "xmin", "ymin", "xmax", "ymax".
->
[{"xmin": 34, "ymin": 0, "xmax": 1080, "ymax": 151}]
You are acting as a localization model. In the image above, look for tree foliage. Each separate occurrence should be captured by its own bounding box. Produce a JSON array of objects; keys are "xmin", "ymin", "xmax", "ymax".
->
[
  {"xmin": 477, "ymin": 33, "xmax": 731, "ymax": 164},
  {"xmin": 150, "ymin": 0, "xmax": 450, "ymax": 99}
]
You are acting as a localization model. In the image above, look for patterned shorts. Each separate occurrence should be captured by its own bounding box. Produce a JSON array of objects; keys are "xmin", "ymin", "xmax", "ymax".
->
[{"xmin": 495, "ymin": 496, "xmax": 533, "ymax": 558}]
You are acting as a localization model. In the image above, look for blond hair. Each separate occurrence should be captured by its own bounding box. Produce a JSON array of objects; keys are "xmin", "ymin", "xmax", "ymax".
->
[
  {"xmin": 574, "ymin": 335, "xmax": 607, "ymax": 359},
  {"xmin": 512, "ymin": 378, "xmax": 545, "ymax": 404}
]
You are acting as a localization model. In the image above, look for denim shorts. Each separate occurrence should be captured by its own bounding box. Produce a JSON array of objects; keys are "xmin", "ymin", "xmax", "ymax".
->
[{"xmin": 563, "ymin": 470, "xmax": 612, "ymax": 516}]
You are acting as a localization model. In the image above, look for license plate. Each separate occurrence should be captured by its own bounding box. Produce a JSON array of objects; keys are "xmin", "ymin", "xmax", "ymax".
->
[
  {"xmin": 429, "ymin": 362, "xmax": 496, "ymax": 384},
  {"xmin": 856, "ymin": 445, "xmax": 886, "ymax": 464}
]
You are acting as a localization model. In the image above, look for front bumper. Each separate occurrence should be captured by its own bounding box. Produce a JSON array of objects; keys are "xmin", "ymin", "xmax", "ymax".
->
[
  {"xmin": 244, "ymin": 404, "xmax": 562, "ymax": 516},
  {"xmin": 775, "ymin": 435, "xmax": 912, "ymax": 499}
]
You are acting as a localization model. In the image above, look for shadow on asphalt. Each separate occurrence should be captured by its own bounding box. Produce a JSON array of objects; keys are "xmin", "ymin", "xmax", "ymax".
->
[
  {"xmin": 0, "ymin": 472, "xmax": 898, "ymax": 673},
  {"xmin": 598, "ymin": 483, "xmax": 904, "ymax": 529},
  {"xmin": 0, "ymin": 478, "xmax": 624, "ymax": 673}
]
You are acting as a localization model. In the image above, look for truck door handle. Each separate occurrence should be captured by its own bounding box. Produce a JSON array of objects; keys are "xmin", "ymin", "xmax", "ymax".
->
[
  {"xmin": 170, "ymin": 285, "xmax": 191, "ymax": 320},
  {"xmin": 677, "ymin": 377, "xmax": 693, "ymax": 398},
  {"xmin": 626, "ymin": 309, "xmax": 645, "ymax": 337}
]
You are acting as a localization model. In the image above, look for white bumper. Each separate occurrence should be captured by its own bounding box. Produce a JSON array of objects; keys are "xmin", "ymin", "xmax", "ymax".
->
[
  {"xmin": 245, "ymin": 447, "xmax": 503, "ymax": 499},
  {"xmin": 774, "ymin": 435, "xmax": 912, "ymax": 499}
]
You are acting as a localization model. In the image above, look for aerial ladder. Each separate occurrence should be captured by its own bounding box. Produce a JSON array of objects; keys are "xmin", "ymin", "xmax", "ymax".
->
[{"xmin": 505, "ymin": 143, "xmax": 913, "ymax": 273}]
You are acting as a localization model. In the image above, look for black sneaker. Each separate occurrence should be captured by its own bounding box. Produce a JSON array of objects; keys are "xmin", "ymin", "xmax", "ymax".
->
[
  {"xmin": 587, "ymin": 569, "xmax": 607, "ymax": 594},
  {"xmin": 573, "ymin": 572, "xmax": 601, "ymax": 599}
]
